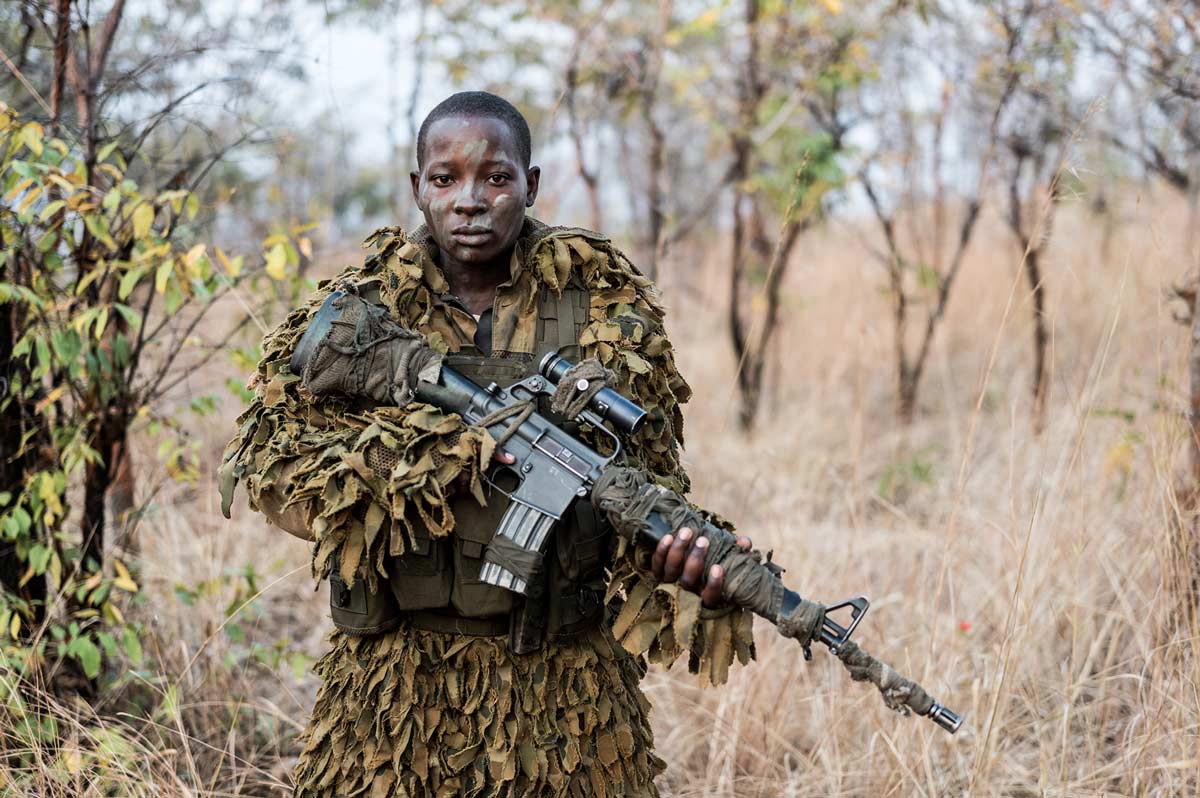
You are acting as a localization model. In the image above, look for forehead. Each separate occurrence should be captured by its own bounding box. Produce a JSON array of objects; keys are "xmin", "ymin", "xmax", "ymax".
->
[{"xmin": 423, "ymin": 115, "xmax": 521, "ymax": 164}]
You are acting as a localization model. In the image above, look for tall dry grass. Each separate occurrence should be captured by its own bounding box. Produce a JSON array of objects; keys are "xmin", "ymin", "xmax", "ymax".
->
[{"xmin": 4, "ymin": 191, "xmax": 1198, "ymax": 796}]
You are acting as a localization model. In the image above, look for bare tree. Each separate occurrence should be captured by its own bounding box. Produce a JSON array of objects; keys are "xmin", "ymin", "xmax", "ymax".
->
[
  {"xmin": 998, "ymin": 1, "xmax": 1083, "ymax": 433},
  {"xmin": 855, "ymin": 4, "xmax": 1021, "ymax": 423},
  {"xmin": 705, "ymin": 0, "xmax": 868, "ymax": 430}
]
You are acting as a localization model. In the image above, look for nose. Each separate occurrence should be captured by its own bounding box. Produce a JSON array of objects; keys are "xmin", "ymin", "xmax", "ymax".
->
[{"xmin": 453, "ymin": 178, "xmax": 486, "ymax": 216}]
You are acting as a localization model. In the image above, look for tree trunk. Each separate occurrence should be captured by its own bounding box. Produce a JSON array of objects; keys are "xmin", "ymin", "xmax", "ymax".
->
[
  {"xmin": 898, "ymin": 367, "xmax": 917, "ymax": 426},
  {"xmin": 80, "ymin": 414, "xmax": 125, "ymax": 572},
  {"xmin": 1025, "ymin": 249, "xmax": 1049, "ymax": 433},
  {"xmin": 0, "ymin": 272, "xmax": 48, "ymax": 636}
]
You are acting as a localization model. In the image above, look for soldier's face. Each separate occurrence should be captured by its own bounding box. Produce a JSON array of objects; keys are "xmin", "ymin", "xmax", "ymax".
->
[{"xmin": 411, "ymin": 115, "xmax": 540, "ymax": 266}]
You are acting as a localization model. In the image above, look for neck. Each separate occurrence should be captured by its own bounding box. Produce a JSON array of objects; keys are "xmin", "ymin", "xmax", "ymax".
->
[{"xmin": 439, "ymin": 246, "xmax": 514, "ymax": 313}]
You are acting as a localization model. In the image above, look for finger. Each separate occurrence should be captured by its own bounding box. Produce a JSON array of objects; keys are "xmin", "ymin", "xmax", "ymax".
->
[
  {"xmin": 662, "ymin": 526, "xmax": 692, "ymax": 582},
  {"xmin": 680, "ymin": 535, "xmax": 709, "ymax": 589},
  {"xmin": 651, "ymin": 534, "xmax": 673, "ymax": 579},
  {"xmin": 494, "ymin": 449, "xmax": 516, "ymax": 464},
  {"xmin": 736, "ymin": 536, "xmax": 752, "ymax": 551},
  {"xmin": 701, "ymin": 565, "xmax": 724, "ymax": 607}
]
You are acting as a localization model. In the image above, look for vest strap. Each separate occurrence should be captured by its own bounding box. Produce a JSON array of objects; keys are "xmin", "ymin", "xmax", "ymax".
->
[{"xmin": 404, "ymin": 609, "xmax": 509, "ymax": 637}]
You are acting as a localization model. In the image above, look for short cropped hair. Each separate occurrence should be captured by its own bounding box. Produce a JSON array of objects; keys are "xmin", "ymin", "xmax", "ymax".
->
[{"xmin": 416, "ymin": 91, "xmax": 532, "ymax": 169}]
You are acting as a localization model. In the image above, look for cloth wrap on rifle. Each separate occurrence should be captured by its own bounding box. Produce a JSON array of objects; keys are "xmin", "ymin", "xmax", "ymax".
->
[
  {"xmin": 590, "ymin": 466, "xmax": 825, "ymax": 654},
  {"xmin": 590, "ymin": 466, "xmax": 939, "ymax": 719},
  {"xmin": 833, "ymin": 641, "xmax": 936, "ymax": 717}
]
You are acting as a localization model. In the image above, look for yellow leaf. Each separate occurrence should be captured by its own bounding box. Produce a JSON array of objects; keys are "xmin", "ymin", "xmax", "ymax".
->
[
  {"xmin": 132, "ymin": 203, "xmax": 154, "ymax": 239},
  {"xmin": 103, "ymin": 602, "xmax": 125, "ymax": 625},
  {"xmin": 34, "ymin": 385, "xmax": 65, "ymax": 415},
  {"xmin": 185, "ymin": 243, "xmax": 206, "ymax": 266},
  {"xmin": 155, "ymin": 258, "xmax": 174, "ymax": 294},
  {"xmin": 112, "ymin": 575, "xmax": 138, "ymax": 593},
  {"xmin": 215, "ymin": 247, "xmax": 241, "ymax": 277},
  {"xmin": 265, "ymin": 243, "xmax": 287, "ymax": 281},
  {"xmin": 818, "ymin": 0, "xmax": 843, "ymax": 13},
  {"xmin": 298, "ymin": 236, "xmax": 313, "ymax": 260},
  {"xmin": 8, "ymin": 613, "xmax": 18, "ymax": 639},
  {"xmin": 20, "ymin": 122, "xmax": 43, "ymax": 157},
  {"xmin": 113, "ymin": 559, "xmax": 139, "ymax": 593}
]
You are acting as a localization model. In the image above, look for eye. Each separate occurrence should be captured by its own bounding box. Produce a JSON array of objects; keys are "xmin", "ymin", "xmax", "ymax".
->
[
  {"xmin": 430, "ymin": 175, "xmax": 453, "ymax": 187},
  {"xmin": 487, "ymin": 173, "xmax": 511, "ymax": 186}
]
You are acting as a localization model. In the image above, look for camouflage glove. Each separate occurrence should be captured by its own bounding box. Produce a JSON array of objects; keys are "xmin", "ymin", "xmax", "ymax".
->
[{"xmin": 293, "ymin": 289, "xmax": 443, "ymax": 407}]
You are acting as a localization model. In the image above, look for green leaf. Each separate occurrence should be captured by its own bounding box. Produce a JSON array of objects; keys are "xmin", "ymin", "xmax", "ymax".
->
[
  {"xmin": 97, "ymin": 140, "xmax": 120, "ymax": 164},
  {"xmin": 289, "ymin": 652, "xmax": 311, "ymax": 681},
  {"xmin": 38, "ymin": 200, "xmax": 65, "ymax": 221},
  {"xmin": 83, "ymin": 213, "xmax": 116, "ymax": 249},
  {"xmin": 71, "ymin": 636, "xmax": 101, "ymax": 679},
  {"xmin": 93, "ymin": 306, "xmax": 109, "ymax": 340},
  {"xmin": 122, "ymin": 627, "xmax": 143, "ymax": 665},
  {"xmin": 97, "ymin": 632, "xmax": 119, "ymax": 659},
  {"xmin": 118, "ymin": 267, "xmax": 145, "ymax": 300},
  {"xmin": 113, "ymin": 303, "xmax": 141, "ymax": 329},
  {"xmin": 28, "ymin": 545, "xmax": 51, "ymax": 574}
]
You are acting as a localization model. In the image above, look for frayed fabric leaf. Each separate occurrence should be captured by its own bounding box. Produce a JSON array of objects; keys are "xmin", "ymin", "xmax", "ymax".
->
[{"xmin": 293, "ymin": 625, "xmax": 663, "ymax": 798}]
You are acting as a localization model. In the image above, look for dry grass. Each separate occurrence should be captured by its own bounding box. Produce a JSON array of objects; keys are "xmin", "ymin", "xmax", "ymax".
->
[{"xmin": 4, "ymin": 191, "xmax": 1199, "ymax": 796}]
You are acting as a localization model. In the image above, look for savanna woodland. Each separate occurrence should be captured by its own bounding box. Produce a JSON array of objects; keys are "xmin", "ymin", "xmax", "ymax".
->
[{"xmin": 1, "ymin": 0, "xmax": 1199, "ymax": 795}]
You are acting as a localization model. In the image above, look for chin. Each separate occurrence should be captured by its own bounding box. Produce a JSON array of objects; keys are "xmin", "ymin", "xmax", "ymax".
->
[{"xmin": 449, "ymin": 242, "xmax": 503, "ymax": 264}]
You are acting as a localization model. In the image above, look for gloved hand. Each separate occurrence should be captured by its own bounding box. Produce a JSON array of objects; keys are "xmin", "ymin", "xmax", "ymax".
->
[{"xmin": 296, "ymin": 290, "xmax": 442, "ymax": 407}]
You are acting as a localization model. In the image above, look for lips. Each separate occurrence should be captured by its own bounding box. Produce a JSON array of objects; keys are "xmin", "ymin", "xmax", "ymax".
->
[{"xmin": 450, "ymin": 226, "xmax": 493, "ymax": 247}]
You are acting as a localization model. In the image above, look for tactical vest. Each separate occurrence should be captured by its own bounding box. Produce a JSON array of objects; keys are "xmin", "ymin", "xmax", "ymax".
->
[{"xmin": 329, "ymin": 276, "xmax": 611, "ymax": 643}]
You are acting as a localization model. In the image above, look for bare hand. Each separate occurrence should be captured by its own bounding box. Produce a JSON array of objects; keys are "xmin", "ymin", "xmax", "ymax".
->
[{"xmin": 650, "ymin": 526, "xmax": 752, "ymax": 607}]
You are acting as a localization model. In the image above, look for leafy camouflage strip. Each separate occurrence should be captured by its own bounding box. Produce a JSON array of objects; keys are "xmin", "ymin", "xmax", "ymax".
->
[
  {"xmin": 220, "ymin": 276, "xmax": 496, "ymax": 591},
  {"xmin": 293, "ymin": 625, "xmax": 663, "ymax": 798}
]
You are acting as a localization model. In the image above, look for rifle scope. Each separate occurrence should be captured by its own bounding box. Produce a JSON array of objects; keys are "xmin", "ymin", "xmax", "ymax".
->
[{"xmin": 539, "ymin": 353, "xmax": 648, "ymax": 436}]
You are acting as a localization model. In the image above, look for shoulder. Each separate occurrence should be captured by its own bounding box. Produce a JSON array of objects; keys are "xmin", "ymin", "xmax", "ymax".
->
[
  {"xmin": 255, "ymin": 258, "xmax": 381, "ymax": 385},
  {"xmin": 528, "ymin": 222, "xmax": 692, "ymax": 413},
  {"xmin": 524, "ymin": 222, "xmax": 667, "ymax": 325}
]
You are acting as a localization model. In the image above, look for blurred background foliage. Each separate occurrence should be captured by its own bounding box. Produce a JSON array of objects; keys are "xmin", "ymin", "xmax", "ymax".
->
[{"xmin": 1, "ymin": 0, "xmax": 1199, "ymax": 794}]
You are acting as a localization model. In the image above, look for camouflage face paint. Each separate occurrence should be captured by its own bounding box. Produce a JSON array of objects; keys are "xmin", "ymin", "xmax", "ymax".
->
[{"xmin": 411, "ymin": 116, "xmax": 536, "ymax": 269}]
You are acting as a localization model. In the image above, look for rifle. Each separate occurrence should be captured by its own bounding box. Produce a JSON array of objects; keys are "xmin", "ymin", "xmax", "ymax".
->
[
  {"xmin": 293, "ymin": 290, "xmax": 964, "ymax": 734},
  {"xmin": 416, "ymin": 353, "xmax": 962, "ymax": 734}
]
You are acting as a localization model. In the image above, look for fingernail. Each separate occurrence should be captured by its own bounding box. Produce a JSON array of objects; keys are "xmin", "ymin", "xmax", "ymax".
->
[
  {"xmin": 662, "ymin": 534, "xmax": 673, "ymax": 546},
  {"xmin": 710, "ymin": 565, "xmax": 721, "ymax": 579},
  {"xmin": 679, "ymin": 528, "xmax": 692, "ymax": 541},
  {"xmin": 695, "ymin": 536, "xmax": 708, "ymax": 549}
]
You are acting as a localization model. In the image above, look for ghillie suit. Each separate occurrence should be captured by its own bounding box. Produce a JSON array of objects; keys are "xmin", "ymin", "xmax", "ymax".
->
[{"xmin": 220, "ymin": 218, "xmax": 754, "ymax": 797}]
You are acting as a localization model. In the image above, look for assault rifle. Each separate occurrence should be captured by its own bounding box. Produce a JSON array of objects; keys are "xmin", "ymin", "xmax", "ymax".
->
[
  {"xmin": 412, "ymin": 353, "xmax": 963, "ymax": 734},
  {"xmin": 290, "ymin": 290, "xmax": 963, "ymax": 734}
]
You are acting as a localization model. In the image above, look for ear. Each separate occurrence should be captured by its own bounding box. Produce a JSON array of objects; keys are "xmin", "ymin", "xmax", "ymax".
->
[
  {"xmin": 524, "ymin": 165, "xmax": 541, "ymax": 207},
  {"xmin": 410, "ymin": 171, "xmax": 424, "ymax": 209}
]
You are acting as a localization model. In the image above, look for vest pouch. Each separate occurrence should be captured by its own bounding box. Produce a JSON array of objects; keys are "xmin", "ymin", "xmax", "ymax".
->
[
  {"xmin": 449, "ymin": 471, "xmax": 519, "ymax": 618},
  {"xmin": 545, "ymin": 499, "xmax": 611, "ymax": 636},
  {"xmin": 387, "ymin": 529, "xmax": 453, "ymax": 610},
  {"xmin": 554, "ymin": 498, "xmax": 611, "ymax": 582},
  {"xmin": 329, "ymin": 559, "xmax": 402, "ymax": 636}
]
